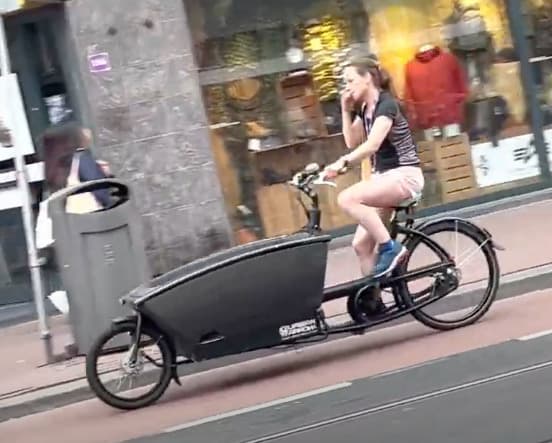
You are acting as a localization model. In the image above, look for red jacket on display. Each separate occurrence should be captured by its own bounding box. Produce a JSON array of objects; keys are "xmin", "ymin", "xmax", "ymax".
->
[{"xmin": 403, "ymin": 46, "xmax": 469, "ymax": 130}]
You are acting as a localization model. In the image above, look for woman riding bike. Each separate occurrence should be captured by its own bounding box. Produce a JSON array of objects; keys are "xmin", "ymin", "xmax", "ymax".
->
[{"xmin": 324, "ymin": 55, "xmax": 424, "ymax": 281}]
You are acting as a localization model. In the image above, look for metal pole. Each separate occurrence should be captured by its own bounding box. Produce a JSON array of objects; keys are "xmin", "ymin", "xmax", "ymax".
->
[
  {"xmin": 0, "ymin": 13, "xmax": 9, "ymax": 75},
  {"xmin": 0, "ymin": 16, "xmax": 54, "ymax": 364}
]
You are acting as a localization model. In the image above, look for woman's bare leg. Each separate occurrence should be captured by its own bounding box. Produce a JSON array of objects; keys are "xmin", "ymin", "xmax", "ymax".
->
[
  {"xmin": 352, "ymin": 225, "xmax": 375, "ymax": 276},
  {"xmin": 338, "ymin": 169, "xmax": 421, "ymax": 277},
  {"xmin": 352, "ymin": 208, "xmax": 393, "ymax": 276}
]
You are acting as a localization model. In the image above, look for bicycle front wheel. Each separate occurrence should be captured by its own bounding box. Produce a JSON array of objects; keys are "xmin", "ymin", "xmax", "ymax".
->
[
  {"xmin": 85, "ymin": 321, "xmax": 174, "ymax": 410},
  {"xmin": 395, "ymin": 218, "xmax": 500, "ymax": 330}
]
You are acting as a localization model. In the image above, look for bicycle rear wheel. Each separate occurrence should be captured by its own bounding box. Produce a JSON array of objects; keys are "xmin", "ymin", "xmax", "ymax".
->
[{"xmin": 395, "ymin": 218, "xmax": 500, "ymax": 330}]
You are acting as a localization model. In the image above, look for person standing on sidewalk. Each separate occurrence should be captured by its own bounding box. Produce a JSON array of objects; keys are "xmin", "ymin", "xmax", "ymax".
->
[
  {"xmin": 38, "ymin": 122, "xmax": 113, "ymax": 302},
  {"xmin": 41, "ymin": 122, "xmax": 112, "ymax": 210}
]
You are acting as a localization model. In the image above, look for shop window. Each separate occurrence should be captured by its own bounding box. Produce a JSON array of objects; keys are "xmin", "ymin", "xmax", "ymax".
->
[
  {"xmin": 0, "ymin": 208, "xmax": 33, "ymax": 305},
  {"xmin": 523, "ymin": 0, "xmax": 552, "ymax": 162},
  {"xmin": 184, "ymin": 0, "xmax": 543, "ymax": 243}
]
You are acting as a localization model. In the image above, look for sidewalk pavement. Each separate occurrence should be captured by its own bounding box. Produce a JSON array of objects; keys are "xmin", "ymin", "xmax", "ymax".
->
[{"xmin": 1, "ymin": 198, "xmax": 552, "ymax": 422}]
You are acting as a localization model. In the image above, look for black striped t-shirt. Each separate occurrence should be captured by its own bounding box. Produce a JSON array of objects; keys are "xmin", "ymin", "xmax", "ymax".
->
[{"xmin": 360, "ymin": 91, "xmax": 420, "ymax": 173}]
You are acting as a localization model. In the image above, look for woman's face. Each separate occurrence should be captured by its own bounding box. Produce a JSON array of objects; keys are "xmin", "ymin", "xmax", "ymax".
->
[{"xmin": 343, "ymin": 65, "xmax": 372, "ymax": 103}]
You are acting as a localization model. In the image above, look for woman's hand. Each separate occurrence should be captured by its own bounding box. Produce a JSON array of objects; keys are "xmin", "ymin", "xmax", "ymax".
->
[
  {"xmin": 97, "ymin": 160, "xmax": 112, "ymax": 177},
  {"xmin": 324, "ymin": 157, "xmax": 348, "ymax": 179},
  {"xmin": 340, "ymin": 90, "xmax": 355, "ymax": 112}
]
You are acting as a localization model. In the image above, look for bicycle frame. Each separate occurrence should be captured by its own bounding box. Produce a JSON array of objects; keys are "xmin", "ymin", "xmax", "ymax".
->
[
  {"xmin": 86, "ymin": 165, "xmax": 500, "ymax": 412},
  {"xmin": 291, "ymin": 168, "xmax": 456, "ymax": 303}
]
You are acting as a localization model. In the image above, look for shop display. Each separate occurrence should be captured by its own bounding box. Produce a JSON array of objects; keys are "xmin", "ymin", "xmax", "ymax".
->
[
  {"xmin": 223, "ymin": 32, "xmax": 260, "ymax": 68},
  {"xmin": 471, "ymin": 133, "xmax": 540, "ymax": 187},
  {"xmin": 302, "ymin": 15, "xmax": 350, "ymax": 102},
  {"xmin": 403, "ymin": 45, "xmax": 469, "ymax": 131},
  {"xmin": 417, "ymin": 133, "xmax": 477, "ymax": 203},
  {"xmin": 278, "ymin": 71, "xmax": 328, "ymax": 141},
  {"xmin": 443, "ymin": 1, "xmax": 495, "ymax": 84},
  {"xmin": 488, "ymin": 61, "xmax": 526, "ymax": 125},
  {"xmin": 204, "ymin": 85, "xmax": 231, "ymax": 124},
  {"xmin": 543, "ymin": 72, "xmax": 552, "ymax": 126},
  {"xmin": 249, "ymin": 134, "xmax": 359, "ymax": 237},
  {"xmin": 544, "ymin": 128, "xmax": 552, "ymax": 165},
  {"xmin": 185, "ymin": 0, "xmax": 551, "ymax": 243},
  {"xmin": 44, "ymin": 94, "xmax": 72, "ymax": 125},
  {"xmin": 533, "ymin": 3, "xmax": 552, "ymax": 57},
  {"xmin": 465, "ymin": 95, "xmax": 509, "ymax": 146},
  {"xmin": 225, "ymin": 78, "xmax": 264, "ymax": 111},
  {"xmin": 259, "ymin": 26, "xmax": 288, "ymax": 60}
]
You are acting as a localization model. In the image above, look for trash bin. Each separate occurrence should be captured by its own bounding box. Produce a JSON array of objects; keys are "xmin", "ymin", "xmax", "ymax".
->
[{"xmin": 48, "ymin": 179, "xmax": 150, "ymax": 354}]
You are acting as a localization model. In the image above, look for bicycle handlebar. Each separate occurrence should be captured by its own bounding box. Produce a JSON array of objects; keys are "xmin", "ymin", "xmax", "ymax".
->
[
  {"xmin": 287, "ymin": 162, "xmax": 349, "ymax": 230},
  {"xmin": 288, "ymin": 162, "xmax": 347, "ymax": 194}
]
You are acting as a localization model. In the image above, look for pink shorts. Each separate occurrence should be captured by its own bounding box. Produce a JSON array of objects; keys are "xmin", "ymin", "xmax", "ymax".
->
[{"xmin": 374, "ymin": 166, "xmax": 425, "ymax": 202}]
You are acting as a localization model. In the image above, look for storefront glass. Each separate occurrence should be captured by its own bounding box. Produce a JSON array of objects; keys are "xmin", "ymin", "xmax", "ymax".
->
[
  {"xmin": 183, "ymin": 0, "xmax": 546, "ymax": 242},
  {"xmin": 0, "ymin": 207, "xmax": 32, "ymax": 305},
  {"xmin": 523, "ymin": 0, "xmax": 552, "ymax": 164},
  {"xmin": 0, "ymin": 7, "xmax": 69, "ymax": 307}
]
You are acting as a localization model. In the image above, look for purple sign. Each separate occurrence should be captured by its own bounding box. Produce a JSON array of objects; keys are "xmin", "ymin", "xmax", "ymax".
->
[{"xmin": 88, "ymin": 52, "xmax": 112, "ymax": 73}]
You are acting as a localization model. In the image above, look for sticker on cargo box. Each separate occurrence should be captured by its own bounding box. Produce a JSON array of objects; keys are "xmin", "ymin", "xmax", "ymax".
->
[{"xmin": 279, "ymin": 319, "xmax": 318, "ymax": 339}]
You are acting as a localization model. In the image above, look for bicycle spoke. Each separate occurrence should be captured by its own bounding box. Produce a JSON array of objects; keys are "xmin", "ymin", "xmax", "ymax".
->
[{"xmin": 400, "ymin": 219, "xmax": 498, "ymax": 328}]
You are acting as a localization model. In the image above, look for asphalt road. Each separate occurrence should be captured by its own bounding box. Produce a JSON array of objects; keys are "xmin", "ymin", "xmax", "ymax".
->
[
  {"xmin": 125, "ymin": 330, "xmax": 552, "ymax": 443},
  {"xmin": 4, "ymin": 289, "xmax": 552, "ymax": 443}
]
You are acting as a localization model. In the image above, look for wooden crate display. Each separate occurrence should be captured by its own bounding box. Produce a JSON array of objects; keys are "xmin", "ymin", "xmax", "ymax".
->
[
  {"xmin": 278, "ymin": 71, "xmax": 328, "ymax": 139},
  {"xmin": 256, "ymin": 184, "xmax": 304, "ymax": 238},
  {"xmin": 255, "ymin": 169, "xmax": 359, "ymax": 238},
  {"xmin": 316, "ymin": 170, "xmax": 358, "ymax": 230},
  {"xmin": 250, "ymin": 134, "xmax": 362, "ymax": 237},
  {"xmin": 418, "ymin": 134, "xmax": 477, "ymax": 203}
]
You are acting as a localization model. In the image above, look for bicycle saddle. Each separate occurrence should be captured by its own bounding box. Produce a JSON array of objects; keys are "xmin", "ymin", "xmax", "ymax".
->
[{"xmin": 395, "ymin": 191, "xmax": 422, "ymax": 210}]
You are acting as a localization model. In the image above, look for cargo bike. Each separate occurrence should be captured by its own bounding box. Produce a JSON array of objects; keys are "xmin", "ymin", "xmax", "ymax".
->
[{"xmin": 85, "ymin": 163, "xmax": 501, "ymax": 410}]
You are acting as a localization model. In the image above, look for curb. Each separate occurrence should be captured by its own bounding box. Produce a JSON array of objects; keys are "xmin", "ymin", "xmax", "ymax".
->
[{"xmin": 1, "ymin": 263, "xmax": 552, "ymax": 423}]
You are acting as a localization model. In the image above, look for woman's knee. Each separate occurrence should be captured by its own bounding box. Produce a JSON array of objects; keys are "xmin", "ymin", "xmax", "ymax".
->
[{"xmin": 337, "ymin": 187, "xmax": 358, "ymax": 210}]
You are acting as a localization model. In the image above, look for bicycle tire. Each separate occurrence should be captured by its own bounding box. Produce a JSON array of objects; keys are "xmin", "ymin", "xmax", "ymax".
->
[
  {"xmin": 395, "ymin": 218, "xmax": 500, "ymax": 331},
  {"xmin": 85, "ymin": 321, "xmax": 174, "ymax": 410}
]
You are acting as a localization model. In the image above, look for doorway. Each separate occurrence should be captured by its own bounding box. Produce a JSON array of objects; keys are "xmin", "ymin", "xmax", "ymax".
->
[{"xmin": 0, "ymin": 3, "xmax": 77, "ymax": 308}]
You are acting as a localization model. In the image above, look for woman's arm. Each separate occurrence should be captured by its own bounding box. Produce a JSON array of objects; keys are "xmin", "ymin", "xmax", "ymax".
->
[
  {"xmin": 342, "ymin": 115, "xmax": 392, "ymax": 165},
  {"xmin": 77, "ymin": 150, "xmax": 112, "ymax": 207},
  {"xmin": 342, "ymin": 113, "xmax": 365, "ymax": 149}
]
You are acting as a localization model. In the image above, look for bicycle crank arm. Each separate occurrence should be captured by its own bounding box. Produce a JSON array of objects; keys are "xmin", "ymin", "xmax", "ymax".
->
[{"xmin": 326, "ymin": 284, "xmax": 456, "ymax": 335}]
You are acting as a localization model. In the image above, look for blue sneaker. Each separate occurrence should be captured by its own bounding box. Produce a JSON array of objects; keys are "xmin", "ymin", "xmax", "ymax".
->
[{"xmin": 372, "ymin": 240, "xmax": 407, "ymax": 278}]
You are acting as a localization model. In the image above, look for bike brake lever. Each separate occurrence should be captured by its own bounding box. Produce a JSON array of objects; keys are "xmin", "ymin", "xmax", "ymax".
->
[{"xmin": 312, "ymin": 173, "xmax": 337, "ymax": 188}]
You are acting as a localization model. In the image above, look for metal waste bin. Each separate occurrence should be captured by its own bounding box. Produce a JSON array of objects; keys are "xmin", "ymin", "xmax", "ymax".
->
[{"xmin": 48, "ymin": 179, "xmax": 150, "ymax": 354}]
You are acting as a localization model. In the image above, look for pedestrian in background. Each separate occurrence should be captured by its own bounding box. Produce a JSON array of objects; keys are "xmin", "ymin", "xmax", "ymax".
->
[
  {"xmin": 41, "ymin": 121, "xmax": 112, "ymax": 212},
  {"xmin": 37, "ymin": 122, "xmax": 113, "ymax": 311}
]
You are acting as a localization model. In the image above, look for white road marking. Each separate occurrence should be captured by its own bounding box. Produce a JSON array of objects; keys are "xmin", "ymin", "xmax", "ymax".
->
[
  {"xmin": 517, "ymin": 329, "xmax": 552, "ymax": 341},
  {"xmin": 163, "ymin": 382, "xmax": 352, "ymax": 433}
]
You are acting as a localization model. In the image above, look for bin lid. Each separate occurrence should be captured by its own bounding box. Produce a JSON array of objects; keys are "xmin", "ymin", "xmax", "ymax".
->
[{"xmin": 47, "ymin": 178, "xmax": 130, "ymax": 216}]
